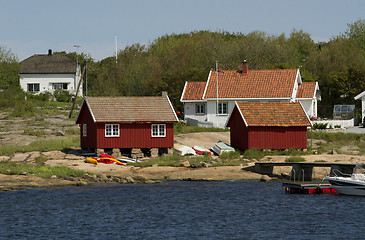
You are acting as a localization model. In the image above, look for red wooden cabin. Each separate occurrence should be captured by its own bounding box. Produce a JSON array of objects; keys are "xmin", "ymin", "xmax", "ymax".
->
[
  {"xmin": 225, "ymin": 102, "xmax": 311, "ymax": 150},
  {"xmin": 75, "ymin": 95, "xmax": 178, "ymax": 151}
]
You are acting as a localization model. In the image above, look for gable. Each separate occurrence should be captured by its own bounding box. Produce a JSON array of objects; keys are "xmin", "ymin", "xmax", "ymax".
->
[
  {"xmin": 204, "ymin": 69, "xmax": 298, "ymax": 99},
  {"xmin": 227, "ymin": 101, "xmax": 311, "ymax": 127},
  {"xmin": 20, "ymin": 54, "xmax": 76, "ymax": 74},
  {"xmin": 76, "ymin": 96, "xmax": 178, "ymax": 123}
]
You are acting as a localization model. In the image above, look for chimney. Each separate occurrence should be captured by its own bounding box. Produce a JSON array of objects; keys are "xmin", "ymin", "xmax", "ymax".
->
[
  {"xmin": 162, "ymin": 91, "xmax": 168, "ymax": 97},
  {"xmin": 48, "ymin": 49, "xmax": 52, "ymax": 56},
  {"xmin": 241, "ymin": 60, "xmax": 248, "ymax": 74}
]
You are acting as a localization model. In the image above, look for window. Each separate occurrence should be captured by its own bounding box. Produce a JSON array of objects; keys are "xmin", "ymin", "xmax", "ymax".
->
[
  {"xmin": 27, "ymin": 83, "xmax": 40, "ymax": 92},
  {"xmin": 152, "ymin": 124, "xmax": 166, "ymax": 137},
  {"xmin": 52, "ymin": 83, "xmax": 68, "ymax": 90},
  {"xmin": 195, "ymin": 103, "xmax": 206, "ymax": 114},
  {"xmin": 105, "ymin": 124, "xmax": 119, "ymax": 137},
  {"xmin": 217, "ymin": 102, "xmax": 228, "ymax": 115},
  {"xmin": 83, "ymin": 124, "xmax": 87, "ymax": 137}
]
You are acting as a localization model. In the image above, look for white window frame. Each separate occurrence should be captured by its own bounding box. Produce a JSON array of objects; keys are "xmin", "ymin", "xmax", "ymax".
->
[
  {"xmin": 52, "ymin": 83, "xmax": 68, "ymax": 90},
  {"xmin": 217, "ymin": 102, "xmax": 228, "ymax": 115},
  {"xmin": 82, "ymin": 124, "xmax": 87, "ymax": 137},
  {"xmin": 105, "ymin": 124, "xmax": 119, "ymax": 137},
  {"xmin": 27, "ymin": 83, "xmax": 40, "ymax": 92},
  {"xmin": 151, "ymin": 124, "xmax": 166, "ymax": 137},
  {"xmin": 195, "ymin": 103, "xmax": 206, "ymax": 115}
]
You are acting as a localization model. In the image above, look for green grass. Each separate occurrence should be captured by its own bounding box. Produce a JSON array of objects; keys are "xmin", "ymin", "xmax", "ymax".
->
[
  {"xmin": 174, "ymin": 122, "xmax": 229, "ymax": 134},
  {"xmin": 285, "ymin": 156, "xmax": 306, "ymax": 163},
  {"xmin": 0, "ymin": 161, "xmax": 86, "ymax": 178},
  {"xmin": 219, "ymin": 151, "xmax": 241, "ymax": 160},
  {"xmin": 0, "ymin": 136, "xmax": 80, "ymax": 156},
  {"xmin": 243, "ymin": 148, "xmax": 265, "ymax": 160}
]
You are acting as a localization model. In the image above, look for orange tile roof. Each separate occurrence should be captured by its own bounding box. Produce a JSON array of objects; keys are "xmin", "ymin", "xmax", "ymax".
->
[
  {"xmin": 80, "ymin": 96, "xmax": 178, "ymax": 123},
  {"xmin": 204, "ymin": 69, "xmax": 298, "ymax": 99},
  {"xmin": 235, "ymin": 102, "xmax": 311, "ymax": 127},
  {"xmin": 296, "ymin": 82, "xmax": 316, "ymax": 98},
  {"xmin": 181, "ymin": 82, "xmax": 206, "ymax": 101}
]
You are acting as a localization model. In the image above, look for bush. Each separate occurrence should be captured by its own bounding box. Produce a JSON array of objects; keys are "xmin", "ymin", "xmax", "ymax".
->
[
  {"xmin": 53, "ymin": 89, "xmax": 72, "ymax": 102},
  {"xmin": 219, "ymin": 151, "xmax": 241, "ymax": 160},
  {"xmin": 285, "ymin": 156, "xmax": 305, "ymax": 162},
  {"xmin": 243, "ymin": 148, "xmax": 265, "ymax": 160},
  {"xmin": 312, "ymin": 122, "xmax": 328, "ymax": 130}
]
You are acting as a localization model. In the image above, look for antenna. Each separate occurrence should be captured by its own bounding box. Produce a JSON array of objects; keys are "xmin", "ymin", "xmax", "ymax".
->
[{"xmin": 115, "ymin": 34, "xmax": 118, "ymax": 64}]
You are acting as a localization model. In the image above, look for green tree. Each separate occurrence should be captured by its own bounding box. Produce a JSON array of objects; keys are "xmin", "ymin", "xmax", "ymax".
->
[{"xmin": 0, "ymin": 46, "xmax": 19, "ymax": 89}]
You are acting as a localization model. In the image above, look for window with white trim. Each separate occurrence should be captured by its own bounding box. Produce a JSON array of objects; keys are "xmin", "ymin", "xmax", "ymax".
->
[
  {"xmin": 152, "ymin": 124, "xmax": 166, "ymax": 137},
  {"xmin": 105, "ymin": 124, "xmax": 119, "ymax": 137},
  {"xmin": 52, "ymin": 83, "xmax": 68, "ymax": 90},
  {"xmin": 217, "ymin": 102, "xmax": 228, "ymax": 115},
  {"xmin": 82, "ymin": 124, "xmax": 87, "ymax": 137},
  {"xmin": 27, "ymin": 83, "xmax": 40, "ymax": 92},
  {"xmin": 195, "ymin": 103, "xmax": 206, "ymax": 114}
]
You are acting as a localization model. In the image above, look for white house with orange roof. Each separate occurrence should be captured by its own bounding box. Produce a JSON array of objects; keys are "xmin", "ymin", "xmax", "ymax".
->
[{"xmin": 180, "ymin": 61, "xmax": 320, "ymax": 128}]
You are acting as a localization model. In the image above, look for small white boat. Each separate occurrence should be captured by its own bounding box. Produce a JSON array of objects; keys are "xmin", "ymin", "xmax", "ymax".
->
[
  {"xmin": 324, "ymin": 164, "xmax": 365, "ymax": 196},
  {"xmin": 211, "ymin": 141, "xmax": 235, "ymax": 155},
  {"xmin": 192, "ymin": 145, "xmax": 212, "ymax": 155},
  {"xmin": 174, "ymin": 144, "xmax": 196, "ymax": 156}
]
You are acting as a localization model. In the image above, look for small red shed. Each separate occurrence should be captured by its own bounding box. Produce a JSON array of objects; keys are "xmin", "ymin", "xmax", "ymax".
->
[
  {"xmin": 75, "ymin": 94, "xmax": 178, "ymax": 151},
  {"xmin": 225, "ymin": 102, "xmax": 311, "ymax": 150}
]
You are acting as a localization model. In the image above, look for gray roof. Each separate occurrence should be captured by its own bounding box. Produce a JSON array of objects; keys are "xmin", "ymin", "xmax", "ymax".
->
[
  {"xmin": 76, "ymin": 96, "xmax": 179, "ymax": 123},
  {"xmin": 19, "ymin": 54, "xmax": 76, "ymax": 74}
]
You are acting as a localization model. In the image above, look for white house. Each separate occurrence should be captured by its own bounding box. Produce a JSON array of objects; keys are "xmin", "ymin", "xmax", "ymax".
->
[
  {"xmin": 355, "ymin": 90, "xmax": 365, "ymax": 122},
  {"xmin": 180, "ymin": 61, "xmax": 320, "ymax": 128},
  {"xmin": 19, "ymin": 49, "xmax": 82, "ymax": 96}
]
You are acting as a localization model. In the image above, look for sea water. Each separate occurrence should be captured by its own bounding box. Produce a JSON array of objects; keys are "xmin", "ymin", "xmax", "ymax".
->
[{"xmin": 0, "ymin": 181, "xmax": 363, "ymax": 239}]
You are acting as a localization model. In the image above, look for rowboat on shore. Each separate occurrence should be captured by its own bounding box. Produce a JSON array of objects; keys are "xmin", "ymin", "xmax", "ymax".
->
[
  {"xmin": 192, "ymin": 145, "xmax": 212, "ymax": 155},
  {"xmin": 174, "ymin": 144, "xmax": 196, "ymax": 156},
  {"xmin": 211, "ymin": 141, "xmax": 235, "ymax": 155}
]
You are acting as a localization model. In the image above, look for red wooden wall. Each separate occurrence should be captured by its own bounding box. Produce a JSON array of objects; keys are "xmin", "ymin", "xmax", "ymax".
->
[
  {"xmin": 77, "ymin": 103, "xmax": 97, "ymax": 149},
  {"xmin": 228, "ymin": 107, "xmax": 308, "ymax": 150},
  {"xmin": 95, "ymin": 122, "xmax": 174, "ymax": 149}
]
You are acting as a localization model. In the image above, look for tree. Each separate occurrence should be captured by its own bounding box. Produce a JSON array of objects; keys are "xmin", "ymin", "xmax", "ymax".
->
[{"xmin": 0, "ymin": 46, "xmax": 19, "ymax": 89}]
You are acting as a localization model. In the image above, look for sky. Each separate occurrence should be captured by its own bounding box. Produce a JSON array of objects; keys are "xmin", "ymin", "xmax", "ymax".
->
[{"xmin": 1, "ymin": 0, "xmax": 364, "ymax": 61}]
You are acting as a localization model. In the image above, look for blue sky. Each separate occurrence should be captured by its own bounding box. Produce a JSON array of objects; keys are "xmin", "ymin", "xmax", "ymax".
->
[{"xmin": 1, "ymin": 0, "xmax": 364, "ymax": 61}]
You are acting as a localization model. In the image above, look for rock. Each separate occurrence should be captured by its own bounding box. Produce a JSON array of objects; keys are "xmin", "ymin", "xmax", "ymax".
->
[
  {"xmin": 56, "ymin": 130, "xmax": 66, "ymax": 136},
  {"xmin": 0, "ymin": 156, "xmax": 10, "ymax": 161},
  {"xmin": 125, "ymin": 176, "xmax": 135, "ymax": 184},
  {"xmin": 20, "ymin": 172, "xmax": 28, "ymax": 175},
  {"xmin": 180, "ymin": 161, "xmax": 190, "ymax": 167},
  {"xmin": 83, "ymin": 174, "xmax": 98, "ymax": 182},
  {"xmin": 99, "ymin": 174, "xmax": 109, "ymax": 182},
  {"xmin": 76, "ymin": 181, "xmax": 88, "ymax": 186},
  {"xmin": 260, "ymin": 175, "xmax": 272, "ymax": 182},
  {"xmin": 329, "ymin": 149, "xmax": 337, "ymax": 155},
  {"xmin": 50, "ymin": 175, "xmax": 58, "ymax": 179}
]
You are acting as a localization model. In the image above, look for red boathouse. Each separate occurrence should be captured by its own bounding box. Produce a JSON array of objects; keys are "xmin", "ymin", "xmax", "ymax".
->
[
  {"xmin": 75, "ymin": 94, "xmax": 178, "ymax": 155},
  {"xmin": 225, "ymin": 102, "xmax": 311, "ymax": 150}
]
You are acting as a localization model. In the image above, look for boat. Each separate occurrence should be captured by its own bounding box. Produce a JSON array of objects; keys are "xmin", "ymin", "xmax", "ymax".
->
[
  {"xmin": 192, "ymin": 145, "xmax": 212, "ymax": 155},
  {"xmin": 85, "ymin": 153, "xmax": 126, "ymax": 166},
  {"xmin": 174, "ymin": 144, "xmax": 196, "ymax": 156},
  {"xmin": 211, "ymin": 141, "xmax": 235, "ymax": 155},
  {"xmin": 324, "ymin": 164, "xmax": 365, "ymax": 196}
]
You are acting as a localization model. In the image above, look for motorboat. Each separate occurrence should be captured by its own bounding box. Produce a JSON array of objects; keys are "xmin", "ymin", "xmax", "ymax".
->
[
  {"xmin": 324, "ymin": 164, "xmax": 365, "ymax": 196},
  {"xmin": 174, "ymin": 144, "xmax": 196, "ymax": 156}
]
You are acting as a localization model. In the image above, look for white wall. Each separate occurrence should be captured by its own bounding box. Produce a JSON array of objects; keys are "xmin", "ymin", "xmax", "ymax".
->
[
  {"xmin": 183, "ymin": 102, "xmax": 207, "ymax": 123},
  {"xmin": 206, "ymin": 100, "xmax": 235, "ymax": 128},
  {"xmin": 361, "ymin": 97, "xmax": 365, "ymax": 122},
  {"xmin": 19, "ymin": 67, "xmax": 82, "ymax": 96}
]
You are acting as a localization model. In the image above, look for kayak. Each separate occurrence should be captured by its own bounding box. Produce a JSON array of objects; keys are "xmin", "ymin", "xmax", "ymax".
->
[
  {"xmin": 84, "ymin": 153, "xmax": 126, "ymax": 166},
  {"xmin": 192, "ymin": 145, "xmax": 212, "ymax": 155}
]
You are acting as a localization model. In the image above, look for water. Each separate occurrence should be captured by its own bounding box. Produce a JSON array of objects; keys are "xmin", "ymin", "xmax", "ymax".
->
[{"xmin": 0, "ymin": 181, "xmax": 364, "ymax": 240}]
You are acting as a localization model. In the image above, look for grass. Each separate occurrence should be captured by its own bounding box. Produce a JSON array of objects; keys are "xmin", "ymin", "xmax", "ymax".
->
[
  {"xmin": 0, "ymin": 161, "xmax": 86, "ymax": 178},
  {"xmin": 243, "ymin": 148, "xmax": 265, "ymax": 160},
  {"xmin": 0, "ymin": 136, "xmax": 80, "ymax": 156},
  {"xmin": 174, "ymin": 122, "xmax": 229, "ymax": 135}
]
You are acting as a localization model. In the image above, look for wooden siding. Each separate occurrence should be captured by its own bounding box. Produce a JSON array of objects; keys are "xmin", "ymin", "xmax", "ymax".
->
[
  {"xmin": 96, "ymin": 122, "xmax": 174, "ymax": 149},
  {"xmin": 228, "ymin": 107, "xmax": 248, "ymax": 150},
  {"xmin": 77, "ymin": 103, "xmax": 97, "ymax": 149},
  {"xmin": 247, "ymin": 126, "xmax": 307, "ymax": 150}
]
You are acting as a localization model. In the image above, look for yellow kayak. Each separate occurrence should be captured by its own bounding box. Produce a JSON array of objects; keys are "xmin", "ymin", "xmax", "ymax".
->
[{"xmin": 85, "ymin": 157, "xmax": 98, "ymax": 164}]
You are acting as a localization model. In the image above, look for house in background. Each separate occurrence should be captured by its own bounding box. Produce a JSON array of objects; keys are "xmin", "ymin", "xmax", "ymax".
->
[
  {"xmin": 75, "ymin": 93, "xmax": 178, "ymax": 157},
  {"xmin": 226, "ymin": 101, "xmax": 311, "ymax": 150},
  {"xmin": 19, "ymin": 49, "xmax": 82, "ymax": 96},
  {"xmin": 355, "ymin": 91, "xmax": 365, "ymax": 123},
  {"xmin": 181, "ymin": 61, "xmax": 320, "ymax": 128}
]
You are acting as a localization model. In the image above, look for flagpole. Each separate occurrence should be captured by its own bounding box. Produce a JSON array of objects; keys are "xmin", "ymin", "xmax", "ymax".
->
[{"xmin": 216, "ymin": 61, "xmax": 219, "ymax": 118}]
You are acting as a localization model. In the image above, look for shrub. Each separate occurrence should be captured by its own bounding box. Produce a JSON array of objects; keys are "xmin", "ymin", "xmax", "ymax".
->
[
  {"xmin": 219, "ymin": 151, "xmax": 241, "ymax": 160},
  {"xmin": 312, "ymin": 122, "xmax": 328, "ymax": 130},
  {"xmin": 285, "ymin": 156, "xmax": 305, "ymax": 162},
  {"xmin": 53, "ymin": 89, "xmax": 72, "ymax": 102},
  {"xmin": 243, "ymin": 148, "xmax": 265, "ymax": 160}
]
